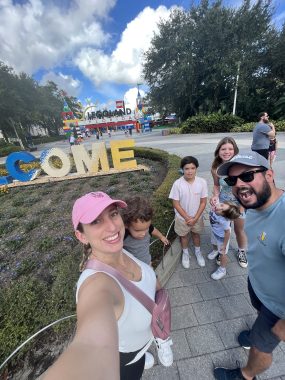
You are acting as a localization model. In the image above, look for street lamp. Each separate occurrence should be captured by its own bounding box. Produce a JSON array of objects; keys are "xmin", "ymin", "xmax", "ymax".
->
[{"xmin": 232, "ymin": 61, "xmax": 241, "ymax": 116}]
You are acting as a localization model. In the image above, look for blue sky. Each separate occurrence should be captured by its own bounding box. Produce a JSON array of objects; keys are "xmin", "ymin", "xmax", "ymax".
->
[{"xmin": 1, "ymin": 0, "xmax": 284, "ymax": 111}]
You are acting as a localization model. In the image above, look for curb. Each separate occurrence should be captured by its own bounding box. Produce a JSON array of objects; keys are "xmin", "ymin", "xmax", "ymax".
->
[{"xmin": 155, "ymin": 237, "xmax": 181, "ymax": 287}]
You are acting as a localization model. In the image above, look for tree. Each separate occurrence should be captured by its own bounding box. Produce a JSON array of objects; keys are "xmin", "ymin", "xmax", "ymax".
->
[{"xmin": 143, "ymin": 0, "xmax": 283, "ymax": 121}]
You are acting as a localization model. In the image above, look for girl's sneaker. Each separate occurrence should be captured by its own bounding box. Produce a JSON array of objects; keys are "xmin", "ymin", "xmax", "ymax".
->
[
  {"xmin": 211, "ymin": 267, "xmax": 226, "ymax": 280},
  {"xmin": 207, "ymin": 250, "xmax": 219, "ymax": 260},
  {"xmin": 155, "ymin": 337, "xmax": 173, "ymax": 367},
  {"xmin": 144, "ymin": 352, "xmax": 154, "ymax": 369}
]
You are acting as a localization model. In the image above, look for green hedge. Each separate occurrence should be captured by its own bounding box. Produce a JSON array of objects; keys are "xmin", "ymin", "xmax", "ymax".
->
[
  {"xmin": 0, "ymin": 145, "xmax": 23, "ymax": 157},
  {"xmin": 232, "ymin": 119, "xmax": 285, "ymax": 132},
  {"xmin": 31, "ymin": 135, "xmax": 66, "ymax": 144},
  {"xmin": 180, "ymin": 113, "xmax": 244, "ymax": 134}
]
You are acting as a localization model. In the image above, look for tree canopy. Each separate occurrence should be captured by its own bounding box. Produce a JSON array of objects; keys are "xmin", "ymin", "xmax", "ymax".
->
[
  {"xmin": 143, "ymin": 0, "xmax": 285, "ymax": 121},
  {"xmin": 0, "ymin": 61, "xmax": 79, "ymax": 144}
]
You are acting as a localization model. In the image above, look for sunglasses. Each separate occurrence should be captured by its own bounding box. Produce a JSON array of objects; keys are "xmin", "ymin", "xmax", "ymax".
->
[{"xmin": 224, "ymin": 168, "xmax": 267, "ymax": 186}]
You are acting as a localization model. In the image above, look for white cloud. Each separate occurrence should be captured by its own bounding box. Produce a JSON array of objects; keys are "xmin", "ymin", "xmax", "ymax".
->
[
  {"xmin": 41, "ymin": 71, "xmax": 82, "ymax": 97},
  {"xmin": 0, "ymin": 0, "xmax": 115, "ymax": 74},
  {"xmin": 74, "ymin": 6, "xmax": 175, "ymax": 86},
  {"xmin": 124, "ymin": 87, "xmax": 146, "ymax": 110}
]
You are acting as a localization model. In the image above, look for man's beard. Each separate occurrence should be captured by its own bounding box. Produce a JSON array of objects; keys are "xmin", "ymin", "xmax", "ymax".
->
[{"xmin": 235, "ymin": 181, "xmax": 271, "ymax": 209}]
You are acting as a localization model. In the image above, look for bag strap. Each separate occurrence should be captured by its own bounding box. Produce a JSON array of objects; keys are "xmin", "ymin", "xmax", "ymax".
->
[{"xmin": 85, "ymin": 259, "xmax": 156, "ymax": 314}]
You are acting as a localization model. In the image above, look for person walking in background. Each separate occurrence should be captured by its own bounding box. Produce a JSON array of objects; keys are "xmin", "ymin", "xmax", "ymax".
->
[
  {"xmin": 69, "ymin": 132, "xmax": 75, "ymax": 146},
  {"xmin": 43, "ymin": 192, "xmax": 158, "ymax": 380},
  {"xmin": 208, "ymin": 201, "xmax": 241, "ymax": 280},
  {"xmin": 169, "ymin": 156, "xmax": 208, "ymax": 269},
  {"xmin": 214, "ymin": 151, "xmax": 285, "ymax": 380},
  {"xmin": 251, "ymin": 112, "xmax": 275, "ymax": 159},
  {"xmin": 268, "ymin": 135, "xmax": 277, "ymax": 168},
  {"xmin": 121, "ymin": 196, "xmax": 173, "ymax": 368},
  {"xmin": 210, "ymin": 137, "xmax": 248, "ymax": 268}
]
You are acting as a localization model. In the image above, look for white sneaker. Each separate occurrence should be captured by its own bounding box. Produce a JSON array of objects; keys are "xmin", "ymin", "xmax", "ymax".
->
[
  {"xmin": 155, "ymin": 337, "xmax": 173, "ymax": 367},
  {"xmin": 195, "ymin": 252, "xmax": 205, "ymax": 267},
  {"xmin": 182, "ymin": 252, "xmax": 190, "ymax": 269},
  {"xmin": 144, "ymin": 352, "xmax": 154, "ymax": 369},
  {"xmin": 211, "ymin": 267, "xmax": 226, "ymax": 280},
  {"xmin": 207, "ymin": 250, "xmax": 219, "ymax": 260}
]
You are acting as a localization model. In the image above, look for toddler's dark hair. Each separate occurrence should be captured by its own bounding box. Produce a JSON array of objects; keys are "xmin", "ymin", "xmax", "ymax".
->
[
  {"xmin": 180, "ymin": 156, "xmax": 199, "ymax": 169},
  {"xmin": 220, "ymin": 201, "xmax": 241, "ymax": 220},
  {"xmin": 121, "ymin": 196, "xmax": 153, "ymax": 225}
]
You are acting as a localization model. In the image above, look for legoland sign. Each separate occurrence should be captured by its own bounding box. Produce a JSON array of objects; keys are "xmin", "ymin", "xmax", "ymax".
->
[{"xmin": 0, "ymin": 140, "xmax": 137, "ymax": 185}]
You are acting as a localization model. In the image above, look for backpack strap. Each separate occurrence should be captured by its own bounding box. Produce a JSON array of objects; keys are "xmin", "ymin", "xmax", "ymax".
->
[{"xmin": 85, "ymin": 259, "xmax": 156, "ymax": 314}]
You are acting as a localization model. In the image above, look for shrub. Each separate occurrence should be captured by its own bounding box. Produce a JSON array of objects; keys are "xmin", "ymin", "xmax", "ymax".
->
[
  {"xmin": 0, "ymin": 145, "xmax": 23, "ymax": 157},
  {"xmin": 231, "ymin": 119, "xmax": 285, "ymax": 132},
  {"xmin": 0, "ymin": 278, "xmax": 51, "ymax": 360},
  {"xmin": 180, "ymin": 113, "xmax": 244, "ymax": 134}
]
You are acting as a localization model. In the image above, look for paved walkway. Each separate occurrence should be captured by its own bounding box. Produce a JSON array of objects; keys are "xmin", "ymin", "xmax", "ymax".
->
[{"xmin": 143, "ymin": 169, "xmax": 285, "ymax": 380}]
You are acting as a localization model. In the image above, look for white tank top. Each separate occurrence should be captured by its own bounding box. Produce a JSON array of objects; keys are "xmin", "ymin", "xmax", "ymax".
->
[{"xmin": 76, "ymin": 250, "xmax": 156, "ymax": 352}]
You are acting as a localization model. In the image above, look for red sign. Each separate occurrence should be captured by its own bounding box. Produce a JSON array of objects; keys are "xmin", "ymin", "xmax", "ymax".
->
[{"xmin": 116, "ymin": 100, "xmax": 125, "ymax": 109}]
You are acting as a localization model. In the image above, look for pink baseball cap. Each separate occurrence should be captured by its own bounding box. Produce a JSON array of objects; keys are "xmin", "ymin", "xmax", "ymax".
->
[{"xmin": 72, "ymin": 191, "xmax": 127, "ymax": 230}]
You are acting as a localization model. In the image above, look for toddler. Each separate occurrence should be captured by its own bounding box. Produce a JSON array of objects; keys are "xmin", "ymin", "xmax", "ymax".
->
[
  {"xmin": 208, "ymin": 201, "xmax": 241, "ymax": 280},
  {"xmin": 121, "ymin": 196, "xmax": 173, "ymax": 368}
]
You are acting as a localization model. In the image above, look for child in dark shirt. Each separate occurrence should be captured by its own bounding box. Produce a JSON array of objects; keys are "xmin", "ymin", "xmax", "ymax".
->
[
  {"xmin": 121, "ymin": 196, "xmax": 173, "ymax": 368},
  {"xmin": 121, "ymin": 196, "xmax": 169, "ymax": 265}
]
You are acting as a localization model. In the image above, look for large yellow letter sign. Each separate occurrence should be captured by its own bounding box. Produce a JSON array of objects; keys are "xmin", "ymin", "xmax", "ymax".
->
[
  {"xmin": 71, "ymin": 142, "xmax": 110, "ymax": 174},
  {"xmin": 110, "ymin": 140, "xmax": 137, "ymax": 170}
]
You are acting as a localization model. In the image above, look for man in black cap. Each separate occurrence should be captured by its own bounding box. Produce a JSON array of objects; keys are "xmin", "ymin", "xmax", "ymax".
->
[{"xmin": 213, "ymin": 151, "xmax": 285, "ymax": 380}]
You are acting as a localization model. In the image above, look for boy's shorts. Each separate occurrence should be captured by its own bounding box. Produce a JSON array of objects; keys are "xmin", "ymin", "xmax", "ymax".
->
[
  {"xmin": 210, "ymin": 230, "xmax": 230, "ymax": 254},
  {"xmin": 248, "ymin": 278, "xmax": 280, "ymax": 354},
  {"xmin": 174, "ymin": 216, "xmax": 204, "ymax": 237}
]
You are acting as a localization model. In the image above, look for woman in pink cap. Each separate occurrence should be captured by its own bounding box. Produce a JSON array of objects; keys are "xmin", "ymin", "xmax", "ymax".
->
[{"xmin": 43, "ymin": 192, "xmax": 157, "ymax": 380}]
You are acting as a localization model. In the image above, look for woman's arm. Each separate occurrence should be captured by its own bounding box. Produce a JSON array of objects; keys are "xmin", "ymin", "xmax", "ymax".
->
[
  {"xmin": 42, "ymin": 274, "xmax": 121, "ymax": 380},
  {"xmin": 210, "ymin": 168, "xmax": 220, "ymax": 206}
]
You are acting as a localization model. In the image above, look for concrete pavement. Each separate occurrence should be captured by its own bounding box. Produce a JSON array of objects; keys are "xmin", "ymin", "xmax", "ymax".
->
[{"xmin": 140, "ymin": 131, "xmax": 285, "ymax": 380}]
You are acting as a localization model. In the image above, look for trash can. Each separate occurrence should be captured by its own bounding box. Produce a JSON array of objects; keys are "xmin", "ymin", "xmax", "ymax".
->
[{"xmin": 161, "ymin": 129, "xmax": 169, "ymax": 136}]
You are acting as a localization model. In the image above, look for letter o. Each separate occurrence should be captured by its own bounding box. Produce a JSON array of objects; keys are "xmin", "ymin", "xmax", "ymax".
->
[{"xmin": 40, "ymin": 148, "xmax": 72, "ymax": 177}]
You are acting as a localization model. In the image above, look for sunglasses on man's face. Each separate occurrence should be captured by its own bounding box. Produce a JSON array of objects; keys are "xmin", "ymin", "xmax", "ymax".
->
[{"xmin": 224, "ymin": 168, "xmax": 267, "ymax": 186}]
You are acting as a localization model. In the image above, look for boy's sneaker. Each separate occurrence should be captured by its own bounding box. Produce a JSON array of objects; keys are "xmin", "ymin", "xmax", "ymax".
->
[
  {"xmin": 238, "ymin": 330, "xmax": 251, "ymax": 350},
  {"xmin": 237, "ymin": 249, "xmax": 248, "ymax": 268},
  {"xmin": 216, "ymin": 254, "xmax": 221, "ymax": 266},
  {"xmin": 211, "ymin": 267, "xmax": 226, "ymax": 280},
  {"xmin": 195, "ymin": 252, "xmax": 205, "ymax": 267},
  {"xmin": 214, "ymin": 364, "xmax": 256, "ymax": 379},
  {"xmin": 182, "ymin": 252, "xmax": 190, "ymax": 269},
  {"xmin": 155, "ymin": 337, "xmax": 173, "ymax": 367},
  {"xmin": 207, "ymin": 250, "xmax": 219, "ymax": 260},
  {"xmin": 144, "ymin": 352, "xmax": 154, "ymax": 369}
]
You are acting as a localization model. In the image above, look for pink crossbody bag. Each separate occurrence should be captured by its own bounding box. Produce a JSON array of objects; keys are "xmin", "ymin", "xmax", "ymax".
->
[{"xmin": 85, "ymin": 259, "xmax": 171, "ymax": 340}]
